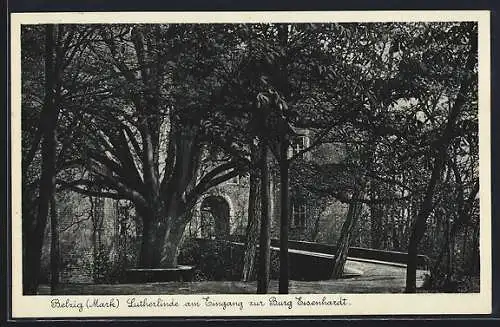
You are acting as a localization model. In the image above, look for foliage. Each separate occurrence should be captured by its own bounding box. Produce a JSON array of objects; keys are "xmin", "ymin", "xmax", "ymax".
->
[
  {"xmin": 178, "ymin": 238, "xmax": 243, "ymax": 281},
  {"xmin": 21, "ymin": 22, "xmax": 480, "ymax": 291}
]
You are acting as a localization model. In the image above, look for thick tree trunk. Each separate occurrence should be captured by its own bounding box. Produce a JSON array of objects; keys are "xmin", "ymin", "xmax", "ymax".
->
[
  {"xmin": 138, "ymin": 216, "xmax": 155, "ymax": 268},
  {"xmin": 279, "ymin": 137, "xmax": 290, "ymax": 294},
  {"xmin": 242, "ymin": 143, "xmax": 261, "ymax": 281},
  {"xmin": 257, "ymin": 142, "xmax": 271, "ymax": 293},
  {"xmin": 50, "ymin": 195, "xmax": 60, "ymax": 294},
  {"xmin": 137, "ymin": 206, "xmax": 166, "ymax": 268},
  {"xmin": 160, "ymin": 221, "xmax": 187, "ymax": 268},
  {"xmin": 137, "ymin": 198, "xmax": 189, "ymax": 269},
  {"xmin": 331, "ymin": 190, "xmax": 363, "ymax": 278},
  {"xmin": 134, "ymin": 132, "xmax": 235, "ymax": 269}
]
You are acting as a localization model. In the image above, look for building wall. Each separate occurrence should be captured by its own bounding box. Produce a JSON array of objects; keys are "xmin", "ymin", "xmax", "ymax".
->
[
  {"xmin": 186, "ymin": 137, "xmax": 348, "ymax": 244},
  {"xmin": 39, "ymin": 137, "xmax": 349, "ymax": 284}
]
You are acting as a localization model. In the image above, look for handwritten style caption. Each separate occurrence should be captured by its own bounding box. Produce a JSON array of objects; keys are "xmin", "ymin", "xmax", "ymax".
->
[{"xmin": 50, "ymin": 295, "xmax": 350, "ymax": 313}]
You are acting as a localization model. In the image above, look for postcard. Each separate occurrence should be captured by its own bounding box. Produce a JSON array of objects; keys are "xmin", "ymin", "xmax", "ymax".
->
[{"xmin": 9, "ymin": 10, "xmax": 491, "ymax": 318}]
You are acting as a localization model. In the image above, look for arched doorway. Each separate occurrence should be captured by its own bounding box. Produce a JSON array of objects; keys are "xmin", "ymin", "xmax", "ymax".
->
[{"xmin": 200, "ymin": 196, "xmax": 231, "ymax": 239}]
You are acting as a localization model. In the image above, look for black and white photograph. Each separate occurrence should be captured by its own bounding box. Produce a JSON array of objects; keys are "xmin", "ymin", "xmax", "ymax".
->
[{"xmin": 10, "ymin": 11, "xmax": 491, "ymax": 317}]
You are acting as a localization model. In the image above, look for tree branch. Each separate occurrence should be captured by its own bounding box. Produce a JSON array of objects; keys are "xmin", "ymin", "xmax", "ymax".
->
[
  {"xmin": 186, "ymin": 168, "xmax": 242, "ymax": 207},
  {"xmin": 195, "ymin": 160, "xmax": 239, "ymax": 189},
  {"xmin": 57, "ymin": 180, "xmax": 125, "ymax": 201}
]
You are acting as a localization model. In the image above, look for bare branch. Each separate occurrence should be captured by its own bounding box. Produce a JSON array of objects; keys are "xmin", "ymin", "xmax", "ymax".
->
[
  {"xmin": 186, "ymin": 168, "xmax": 241, "ymax": 207},
  {"xmin": 57, "ymin": 180, "xmax": 125, "ymax": 201}
]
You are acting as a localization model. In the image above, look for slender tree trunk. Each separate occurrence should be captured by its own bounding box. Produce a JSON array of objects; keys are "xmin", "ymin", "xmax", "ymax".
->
[
  {"xmin": 405, "ymin": 30, "xmax": 476, "ymax": 293},
  {"xmin": 331, "ymin": 190, "xmax": 363, "ymax": 278},
  {"xmin": 242, "ymin": 143, "xmax": 261, "ymax": 281},
  {"xmin": 257, "ymin": 141, "xmax": 271, "ymax": 293},
  {"xmin": 50, "ymin": 195, "xmax": 59, "ymax": 294},
  {"xmin": 91, "ymin": 197, "xmax": 105, "ymax": 281},
  {"xmin": 406, "ymin": 202, "xmax": 433, "ymax": 293},
  {"xmin": 462, "ymin": 225, "xmax": 468, "ymax": 271},
  {"xmin": 446, "ymin": 219, "xmax": 454, "ymax": 283},
  {"xmin": 392, "ymin": 218, "xmax": 400, "ymax": 250},
  {"xmin": 24, "ymin": 25, "xmax": 57, "ymax": 295},
  {"xmin": 311, "ymin": 207, "xmax": 323, "ymax": 242},
  {"xmin": 117, "ymin": 202, "xmax": 128, "ymax": 270},
  {"xmin": 432, "ymin": 191, "xmax": 478, "ymax": 289},
  {"xmin": 431, "ymin": 221, "xmax": 451, "ymax": 288},
  {"xmin": 406, "ymin": 159, "xmax": 465, "ymax": 292},
  {"xmin": 114, "ymin": 200, "xmax": 120, "ymax": 258},
  {"xmin": 91, "ymin": 197, "xmax": 97, "ymax": 279},
  {"xmin": 279, "ymin": 136, "xmax": 290, "ymax": 294},
  {"xmin": 370, "ymin": 203, "xmax": 384, "ymax": 249},
  {"xmin": 469, "ymin": 222, "xmax": 480, "ymax": 275}
]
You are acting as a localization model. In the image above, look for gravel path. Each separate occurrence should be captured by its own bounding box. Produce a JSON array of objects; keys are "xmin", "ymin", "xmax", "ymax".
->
[{"xmin": 38, "ymin": 260, "xmax": 428, "ymax": 295}]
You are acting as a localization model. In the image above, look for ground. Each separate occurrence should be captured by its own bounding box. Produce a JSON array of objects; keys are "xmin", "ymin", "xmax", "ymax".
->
[{"xmin": 38, "ymin": 260, "xmax": 429, "ymax": 295}]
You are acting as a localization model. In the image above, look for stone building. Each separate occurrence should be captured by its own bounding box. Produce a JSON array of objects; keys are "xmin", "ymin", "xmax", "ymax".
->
[
  {"xmin": 39, "ymin": 131, "xmax": 356, "ymax": 284},
  {"xmin": 187, "ymin": 131, "xmax": 351, "ymax": 244}
]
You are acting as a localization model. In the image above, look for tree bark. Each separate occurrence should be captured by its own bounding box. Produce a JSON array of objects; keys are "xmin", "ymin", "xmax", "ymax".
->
[
  {"xmin": 91, "ymin": 196, "xmax": 105, "ymax": 281},
  {"xmin": 50, "ymin": 195, "xmax": 60, "ymax": 294},
  {"xmin": 23, "ymin": 25, "xmax": 58, "ymax": 295},
  {"xmin": 430, "ymin": 180, "xmax": 479, "ymax": 288},
  {"xmin": 137, "ymin": 205, "xmax": 168, "ymax": 268},
  {"xmin": 445, "ymin": 218, "xmax": 454, "ymax": 283},
  {"xmin": 469, "ymin": 222, "xmax": 480, "ymax": 275},
  {"xmin": 405, "ymin": 31, "xmax": 476, "ymax": 293},
  {"xmin": 279, "ymin": 137, "xmax": 290, "ymax": 294},
  {"xmin": 138, "ymin": 215, "xmax": 155, "ymax": 268},
  {"xmin": 462, "ymin": 226, "xmax": 468, "ymax": 269},
  {"xmin": 117, "ymin": 201, "xmax": 128, "ymax": 269},
  {"xmin": 160, "ymin": 220, "xmax": 187, "ymax": 268},
  {"xmin": 405, "ymin": 170, "xmax": 440, "ymax": 293},
  {"xmin": 242, "ymin": 142, "xmax": 261, "ymax": 281},
  {"xmin": 370, "ymin": 202, "xmax": 384, "ymax": 249},
  {"xmin": 331, "ymin": 189, "xmax": 363, "ymax": 278},
  {"xmin": 257, "ymin": 141, "xmax": 271, "ymax": 293}
]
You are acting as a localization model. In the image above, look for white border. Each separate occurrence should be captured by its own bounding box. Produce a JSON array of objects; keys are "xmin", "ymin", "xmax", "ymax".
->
[{"xmin": 10, "ymin": 11, "xmax": 492, "ymax": 318}]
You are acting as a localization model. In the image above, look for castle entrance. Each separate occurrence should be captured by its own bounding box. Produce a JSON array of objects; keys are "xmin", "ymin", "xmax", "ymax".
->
[{"xmin": 200, "ymin": 196, "xmax": 230, "ymax": 239}]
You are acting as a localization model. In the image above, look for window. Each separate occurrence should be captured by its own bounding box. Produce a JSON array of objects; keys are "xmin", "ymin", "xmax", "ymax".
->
[
  {"xmin": 290, "ymin": 135, "xmax": 309, "ymax": 159},
  {"xmin": 228, "ymin": 175, "xmax": 241, "ymax": 185},
  {"xmin": 292, "ymin": 201, "xmax": 307, "ymax": 228}
]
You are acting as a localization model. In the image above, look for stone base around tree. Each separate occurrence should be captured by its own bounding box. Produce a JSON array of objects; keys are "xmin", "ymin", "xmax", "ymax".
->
[{"xmin": 125, "ymin": 265, "xmax": 195, "ymax": 283}]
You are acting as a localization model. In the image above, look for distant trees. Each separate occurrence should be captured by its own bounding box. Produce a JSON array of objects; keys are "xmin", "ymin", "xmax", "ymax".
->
[
  {"xmin": 268, "ymin": 22, "xmax": 479, "ymax": 290},
  {"xmin": 369, "ymin": 22, "xmax": 479, "ymax": 293},
  {"xmin": 22, "ymin": 24, "xmax": 97, "ymax": 294},
  {"xmin": 21, "ymin": 22, "xmax": 480, "ymax": 294}
]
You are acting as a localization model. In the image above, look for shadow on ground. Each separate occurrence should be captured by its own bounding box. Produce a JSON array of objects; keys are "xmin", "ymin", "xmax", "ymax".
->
[{"xmin": 38, "ymin": 260, "xmax": 429, "ymax": 295}]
